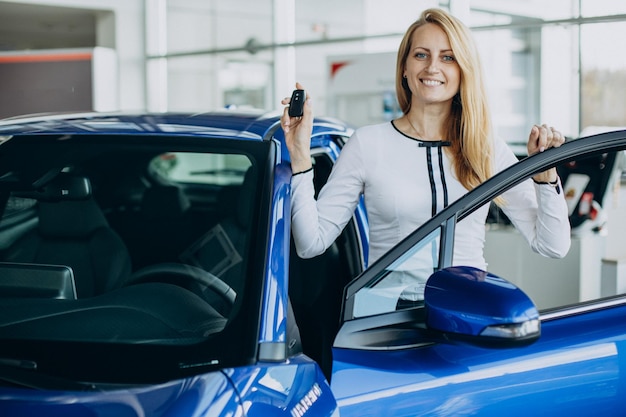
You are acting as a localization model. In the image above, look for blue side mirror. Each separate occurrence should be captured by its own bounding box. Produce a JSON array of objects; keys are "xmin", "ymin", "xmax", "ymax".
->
[{"xmin": 424, "ymin": 266, "xmax": 540, "ymax": 347}]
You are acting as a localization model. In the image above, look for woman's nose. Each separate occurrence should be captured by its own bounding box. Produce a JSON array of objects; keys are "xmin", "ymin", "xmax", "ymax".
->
[{"xmin": 425, "ymin": 59, "xmax": 439, "ymax": 73}]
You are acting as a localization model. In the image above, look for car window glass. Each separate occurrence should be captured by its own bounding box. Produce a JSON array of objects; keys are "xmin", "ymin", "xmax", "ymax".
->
[{"xmin": 352, "ymin": 228, "xmax": 440, "ymax": 318}]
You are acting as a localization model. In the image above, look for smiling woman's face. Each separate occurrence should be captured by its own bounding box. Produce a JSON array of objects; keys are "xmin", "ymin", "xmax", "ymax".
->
[{"xmin": 403, "ymin": 23, "xmax": 461, "ymax": 107}]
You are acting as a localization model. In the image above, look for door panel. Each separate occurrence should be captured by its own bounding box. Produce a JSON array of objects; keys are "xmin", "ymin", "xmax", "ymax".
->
[{"xmin": 332, "ymin": 301, "xmax": 626, "ymax": 416}]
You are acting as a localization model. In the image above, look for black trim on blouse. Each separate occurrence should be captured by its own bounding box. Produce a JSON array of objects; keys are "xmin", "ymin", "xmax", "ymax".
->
[{"xmin": 390, "ymin": 121, "xmax": 450, "ymax": 215}]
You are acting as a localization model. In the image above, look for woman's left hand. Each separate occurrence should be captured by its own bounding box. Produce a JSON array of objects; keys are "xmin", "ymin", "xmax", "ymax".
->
[{"xmin": 527, "ymin": 124, "xmax": 565, "ymax": 183}]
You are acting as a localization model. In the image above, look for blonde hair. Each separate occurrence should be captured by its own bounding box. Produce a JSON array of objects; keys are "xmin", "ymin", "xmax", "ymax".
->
[{"xmin": 396, "ymin": 8, "xmax": 494, "ymax": 192}]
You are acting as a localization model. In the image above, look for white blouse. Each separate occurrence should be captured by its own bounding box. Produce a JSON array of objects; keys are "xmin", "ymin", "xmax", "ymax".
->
[{"xmin": 290, "ymin": 121, "xmax": 571, "ymax": 272}]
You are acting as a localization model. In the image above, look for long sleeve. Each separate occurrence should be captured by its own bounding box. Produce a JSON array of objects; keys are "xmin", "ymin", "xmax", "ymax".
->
[
  {"xmin": 290, "ymin": 131, "xmax": 366, "ymax": 259},
  {"xmin": 496, "ymin": 140, "xmax": 571, "ymax": 258}
]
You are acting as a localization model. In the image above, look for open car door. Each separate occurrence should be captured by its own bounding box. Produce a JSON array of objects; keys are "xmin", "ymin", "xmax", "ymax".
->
[{"xmin": 330, "ymin": 129, "xmax": 626, "ymax": 417}]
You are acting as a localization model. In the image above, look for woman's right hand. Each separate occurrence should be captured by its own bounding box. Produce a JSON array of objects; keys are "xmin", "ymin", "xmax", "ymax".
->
[{"xmin": 281, "ymin": 82, "xmax": 313, "ymax": 173}]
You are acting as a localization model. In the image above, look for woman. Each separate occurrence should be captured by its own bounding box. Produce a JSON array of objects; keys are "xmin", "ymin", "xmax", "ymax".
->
[{"xmin": 281, "ymin": 8, "xmax": 570, "ymax": 301}]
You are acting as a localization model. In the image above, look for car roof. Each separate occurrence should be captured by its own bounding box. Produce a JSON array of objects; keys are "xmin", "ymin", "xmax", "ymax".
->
[{"xmin": 0, "ymin": 109, "xmax": 353, "ymax": 142}]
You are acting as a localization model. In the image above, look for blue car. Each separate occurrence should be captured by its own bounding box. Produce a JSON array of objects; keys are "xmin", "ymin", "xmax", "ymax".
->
[{"xmin": 0, "ymin": 110, "xmax": 625, "ymax": 416}]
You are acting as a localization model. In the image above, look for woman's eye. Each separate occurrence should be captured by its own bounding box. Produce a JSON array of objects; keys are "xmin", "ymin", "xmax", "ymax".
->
[
  {"xmin": 415, "ymin": 52, "xmax": 428, "ymax": 59},
  {"xmin": 442, "ymin": 55, "xmax": 456, "ymax": 62}
]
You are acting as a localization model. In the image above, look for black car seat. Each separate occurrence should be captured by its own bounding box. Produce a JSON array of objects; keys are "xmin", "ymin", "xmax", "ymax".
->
[{"xmin": 1, "ymin": 173, "xmax": 132, "ymax": 298}]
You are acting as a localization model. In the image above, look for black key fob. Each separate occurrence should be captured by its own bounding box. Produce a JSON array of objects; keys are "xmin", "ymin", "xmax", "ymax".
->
[{"xmin": 288, "ymin": 89, "xmax": 306, "ymax": 117}]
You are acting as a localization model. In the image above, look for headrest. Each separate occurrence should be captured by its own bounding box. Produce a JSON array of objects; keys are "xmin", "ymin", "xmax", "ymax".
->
[
  {"xmin": 141, "ymin": 185, "xmax": 191, "ymax": 219},
  {"xmin": 35, "ymin": 173, "xmax": 92, "ymax": 202},
  {"xmin": 28, "ymin": 173, "xmax": 109, "ymax": 238}
]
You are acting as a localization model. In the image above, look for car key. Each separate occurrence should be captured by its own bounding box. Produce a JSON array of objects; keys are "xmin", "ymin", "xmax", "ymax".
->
[{"xmin": 288, "ymin": 89, "xmax": 306, "ymax": 117}]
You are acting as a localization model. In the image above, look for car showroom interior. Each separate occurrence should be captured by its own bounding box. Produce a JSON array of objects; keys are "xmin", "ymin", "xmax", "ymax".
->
[{"xmin": 1, "ymin": 1, "xmax": 626, "ymax": 416}]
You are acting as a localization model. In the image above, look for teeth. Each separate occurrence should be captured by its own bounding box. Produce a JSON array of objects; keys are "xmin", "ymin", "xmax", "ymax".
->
[{"xmin": 422, "ymin": 79, "xmax": 443, "ymax": 86}]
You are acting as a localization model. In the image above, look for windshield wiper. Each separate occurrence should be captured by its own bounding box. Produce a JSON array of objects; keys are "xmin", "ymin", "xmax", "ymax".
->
[{"xmin": 0, "ymin": 357, "xmax": 100, "ymax": 391}]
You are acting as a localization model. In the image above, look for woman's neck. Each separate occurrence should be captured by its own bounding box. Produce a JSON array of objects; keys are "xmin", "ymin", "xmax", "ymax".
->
[{"xmin": 399, "ymin": 107, "xmax": 449, "ymax": 141}]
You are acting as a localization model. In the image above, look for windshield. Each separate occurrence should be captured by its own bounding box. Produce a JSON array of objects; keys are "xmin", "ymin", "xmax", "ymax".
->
[{"xmin": 0, "ymin": 134, "xmax": 273, "ymax": 385}]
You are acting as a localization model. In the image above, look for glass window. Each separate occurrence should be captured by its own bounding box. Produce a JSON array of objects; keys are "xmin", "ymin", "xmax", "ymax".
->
[
  {"xmin": 164, "ymin": 54, "xmax": 273, "ymax": 112},
  {"xmin": 164, "ymin": 0, "xmax": 273, "ymax": 55},
  {"xmin": 469, "ymin": 0, "xmax": 578, "ymax": 25},
  {"xmin": 352, "ymin": 228, "xmax": 441, "ymax": 318},
  {"xmin": 580, "ymin": 22, "xmax": 626, "ymax": 133},
  {"xmin": 474, "ymin": 26, "xmax": 540, "ymax": 144}
]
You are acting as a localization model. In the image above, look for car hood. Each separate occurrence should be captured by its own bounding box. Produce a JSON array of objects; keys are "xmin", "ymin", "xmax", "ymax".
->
[{"xmin": 0, "ymin": 371, "xmax": 240, "ymax": 416}]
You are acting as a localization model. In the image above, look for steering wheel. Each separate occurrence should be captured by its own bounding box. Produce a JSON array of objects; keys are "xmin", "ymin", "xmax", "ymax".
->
[{"xmin": 127, "ymin": 263, "xmax": 236, "ymax": 311}]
